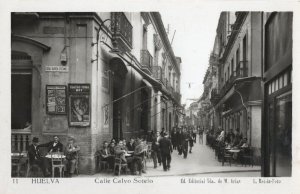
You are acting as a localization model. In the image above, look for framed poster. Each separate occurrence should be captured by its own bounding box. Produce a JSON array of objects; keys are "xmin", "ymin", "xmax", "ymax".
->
[
  {"xmin": 68, "ymin": 84, "xmax": 91, "ymax": 127},
  {"xmin": 46, "ymin": 85, "xmax": 67, "ymax": 114}
]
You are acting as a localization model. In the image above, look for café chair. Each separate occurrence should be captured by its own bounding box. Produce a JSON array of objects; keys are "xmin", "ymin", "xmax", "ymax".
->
[
  {"xmin": 51, "ymin": 152, "xmax": 65, "ymax": 177},
  {"xmin": 26, "ymin": 152, "xmax": 31, "ymax": 177},
  {"xmin": 241, "ymin": 147, "xmax": 254, "ymax": 167},
  {"xmin": 73, "ymin": 151, "xmax": 79, "ymax": 175},
  {"xmin": 222, "ymin": 149, "xmax": 232, "ymax": 166},
  {"xmin": 146, "ymin": 143, "xmax": 152, "ymax": 162},
  {"xmin": 114, "ymin": 156, "xmax": 128, "ymax": 176},
  {"xmin": 99, "ymin": 160, "xmax": 109, "ymax": 172},
  {"xmin": 11, "ymin": 152, "xmax": 24, "ymax": 177}
]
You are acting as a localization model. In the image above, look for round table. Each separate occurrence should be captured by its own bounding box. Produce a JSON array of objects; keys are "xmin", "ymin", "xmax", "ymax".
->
[
  {"xmin": 228, "ymin": 149, "xmax": 240, "ymax": 153},
  {"xmin": 45, "ymin": 154, "xmax": 66, "ymax": 159},
  {"xmin": 125, "ymin": 153, "xmax": 132, "ymax": 157}
]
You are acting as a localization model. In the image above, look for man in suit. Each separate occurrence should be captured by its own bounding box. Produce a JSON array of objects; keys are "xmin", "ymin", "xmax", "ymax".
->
[
  {"xmin": 28, "ymin": 137, "xmax": 49, "ymax": 176},
  {"xmin": 159, "ymin": 132, "xmax": 173, "ymax": 171},
  {"xmin": 181, "ymin": 128, "xmax": 189, "ymax": 159},
  {"xmin": 39, "ymin": 135, "xmax": 64, "ymax": 153},
  {"xmin": 64, "ymin": 137, "xmax": 80, "ymax": 177},
  {"xmin": 38, "ymin": 135, "xmax": 64, "ymax": 176},
  {"xmin": 126, "ymin": 137, "xmax": 136, "ymax": 152},
  {"xmin": 96, "ymin": 141, "xmax": 114, "ymax": 170}
]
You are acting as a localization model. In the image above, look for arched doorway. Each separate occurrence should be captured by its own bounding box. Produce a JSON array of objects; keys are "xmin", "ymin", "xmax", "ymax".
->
[
  {"xmin": 110, "ymin": 57, "xmax": 128, "ymax": 141},
  {"xmin": 140, "ymin": 83, "xmax": 150, "ymax": 135}
]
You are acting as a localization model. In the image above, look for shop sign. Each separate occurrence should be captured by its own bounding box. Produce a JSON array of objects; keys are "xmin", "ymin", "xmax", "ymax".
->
[
  {"xmin": 46, "ymin": 85, "xmax": 67, "ymax": 114},
  {"xmin": 45, "ymin": 66, "xmax": 69, "ymax": 72},
  {"xmin": 68, "ymin": 84, "xmax": 91, "ymax": 127}
]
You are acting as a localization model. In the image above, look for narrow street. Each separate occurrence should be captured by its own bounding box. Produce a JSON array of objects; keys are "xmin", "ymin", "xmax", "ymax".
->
[
  {"xmin": 144, "ymin": 134, "xmax": 260, "ymax": 177},
  {"xmin": 78, "ymin": 134, "xmax": 260, "ymax": 178}
]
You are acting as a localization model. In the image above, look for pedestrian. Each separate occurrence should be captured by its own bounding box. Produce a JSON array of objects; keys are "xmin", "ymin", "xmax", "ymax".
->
[
  {"xmin": 171, "ymin": 128, "xmax": 177, "ymax": 150},
  {"xmin": 192, "ymin": 128, "xmax": 197, "ymax": 143},
  {"xmin": 182, "ymin": 128, "xmax": 189, "ymax": 159},
  {"xmin": 177, "ymin": 128, "xmax": 183, "ymax": 155},
  {"xmin": 156, "ymin": 131, "xmax": 162, "ymax": 166},
  {"xmin": 151, "ymin": 139, "xmax": 160, "ymax": 168},
  {"xmin": 199, "ymin": 128, "xmax": 203, "ymax": 144},
  {"xmin": 188, "ymin": 131, "xmax": 194, "ymax": 153},
  {"xmin": 159, "ymin": 132, "xmax": 173, "ymax": 171}
]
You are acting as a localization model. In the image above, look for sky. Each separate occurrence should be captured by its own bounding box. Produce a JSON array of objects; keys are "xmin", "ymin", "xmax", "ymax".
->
[{"xmin": 161, "ymin": 10, "xmax": 220, "ymax": 107}]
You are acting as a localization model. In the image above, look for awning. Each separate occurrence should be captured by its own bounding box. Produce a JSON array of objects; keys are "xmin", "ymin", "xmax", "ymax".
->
[{"xmin": 142, "ymin": 79, "xmax": 153, "ymax": 89}]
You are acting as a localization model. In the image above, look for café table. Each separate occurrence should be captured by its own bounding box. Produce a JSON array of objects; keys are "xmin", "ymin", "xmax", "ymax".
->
[
  {"xmin": 45, "ymin": 153, "xmax": 66, "ymax": 177},
  {"xmin": 11, "ymin": 152, "xmax": 27, "ymax": 177},
  {"xmin": 228, "ymin": 149, "xmax": 241, "ymax": 153},
  {"xmin": 45, "ymin": 153, "xmax": 66, "ymax": 159},
  {"xmin": 125, "ymin": 153, "xmax": 132, "ymax": 157}
]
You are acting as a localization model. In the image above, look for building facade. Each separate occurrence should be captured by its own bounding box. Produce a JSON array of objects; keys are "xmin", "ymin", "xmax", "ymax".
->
[
  {"xmin": 11, "ymin": 12, "xmax": 181, "ymax": 174},
  {"xmin": 261, "ymin": 12, "xmax": 292, "ymax": 177},
  {"xmin": 204, "ymin": 12, "xmax": 263, "ymax": 164},
  {"xmin": 202, "ymin": 12, "xmax": 293, "ymax": 174}
]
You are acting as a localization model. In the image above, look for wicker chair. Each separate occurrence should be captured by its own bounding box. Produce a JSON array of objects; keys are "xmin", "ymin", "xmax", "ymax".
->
[{"xmin": 114, "ymin": 156, "xmax": 128, "ymax": 176}]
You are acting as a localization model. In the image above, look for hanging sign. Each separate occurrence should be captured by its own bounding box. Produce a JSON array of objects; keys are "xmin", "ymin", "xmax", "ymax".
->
[
  {"xmin": 68, "ymin": 84, "xmax": 91, "ymax": 127},
  {"xmin": 46, "ymin": 85, "xmax": 67, "ymax": 114}
]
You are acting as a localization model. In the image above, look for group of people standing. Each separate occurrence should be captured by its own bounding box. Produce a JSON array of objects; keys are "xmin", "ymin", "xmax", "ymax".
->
[{"xmin": 170, "ymin": 126, "xmax": 198, "ymax": 159}]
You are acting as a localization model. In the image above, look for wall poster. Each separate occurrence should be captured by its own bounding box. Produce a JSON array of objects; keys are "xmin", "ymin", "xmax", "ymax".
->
[
  {"xmin": 68, "ymin": 84, "xmax": 91, "ymax": 127},
  {"xmin": 46, "ymin": 85, "xmax": 67, "ymax": 114}
]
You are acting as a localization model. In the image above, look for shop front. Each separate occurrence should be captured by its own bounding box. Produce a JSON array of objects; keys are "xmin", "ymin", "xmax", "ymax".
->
[{"xmin": 262, "ymin": 12, "xmax": 293, "ymax": 177}]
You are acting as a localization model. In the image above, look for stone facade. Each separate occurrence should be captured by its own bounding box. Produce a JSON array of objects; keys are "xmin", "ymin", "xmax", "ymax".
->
[{"xmin": 11, "ymin": 12, "xmax": 181, "ymax": 175}]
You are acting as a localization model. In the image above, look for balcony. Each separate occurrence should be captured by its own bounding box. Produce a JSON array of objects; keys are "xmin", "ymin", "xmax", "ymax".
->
[
  {"xmin": 210, "ymin": 88, "xmax": 221, "ymax": 105},
  {"xmin": 111, "ymin": 12, "xmax": 133, "ymax": 52},
  {"xmin": 152, "ymin": 66, "xmax": 163, "ymax": 83},
  {"xmin": 219, "ymin": 61, "xmax": 248, "ymax": 98},
  {"xmin": 169, "ymin": 85, "xmax": 175, "ymax": 95},
  {"xmin": 174, "ymin": 92, "xmax": 181, "ymax": 104},
  {"xmin": 140, "ymin": 50, "xmax": 153, "ymax": 75},
  {"xmin": 11, "ymin": 129, "xmax": 31, "ymax": 153}
]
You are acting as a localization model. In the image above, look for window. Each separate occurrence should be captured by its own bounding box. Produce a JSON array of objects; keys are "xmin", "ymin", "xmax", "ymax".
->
[
  {"xmin": 236, "ymin": 48, "xmax": 240, "ymax": 68},
  {"xmin": 11, "ymin": 71, "xmax": 32, "ymax": 129},
  {"xmin": 231, "ymin": 58, "xmax": 234, "ymax": 76},
  {"xmin": 243, "ymin": 35, "xmax": 247, "ymax": 62},
  {"xmin": 142, "ymin": 25, "xmax": 147, "ymax": 50}
]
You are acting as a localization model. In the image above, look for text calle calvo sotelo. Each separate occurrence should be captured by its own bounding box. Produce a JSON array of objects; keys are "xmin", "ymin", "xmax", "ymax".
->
[{"xmin": 95, "ymin": 177, "xmax": 154, "ymax": 184}]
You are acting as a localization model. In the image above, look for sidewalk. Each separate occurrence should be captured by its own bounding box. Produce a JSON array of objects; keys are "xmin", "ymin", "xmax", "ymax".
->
[{"xmin": 77, "ymin": 134, "xmax": 260, "ymax": 177}]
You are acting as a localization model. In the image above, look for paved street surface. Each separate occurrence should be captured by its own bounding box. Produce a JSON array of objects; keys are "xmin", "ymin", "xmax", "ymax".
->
[{"xmin": 78, "ymin": 134, "xmax": 260, "ymax": 178}]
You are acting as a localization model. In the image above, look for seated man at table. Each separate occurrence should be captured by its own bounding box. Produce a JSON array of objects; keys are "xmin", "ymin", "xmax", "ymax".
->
[
  {"xmin": 126, "ymin": 137, "xmax": 136, "ymax": 152},
  {"xmin": 239, "ymin": 138, "xmax": 249, "ymax": 148},
  {"xmin": 64, "ymin": 137, "xmax": 80, "ymax": 177},
  {"xmin": 38, "ymin": 135, "xmax": 64, "ymax": 176},
  {"xmin": 114, "ymin": 141, "xmax": 128, "ymax": 162},
  {"xmin": 96, "ymin": 141, "xmax": 114, "ymax": 170},
  {"xmin": 28, "ymin": 137, "xmax": 48, "ymax": 176},
  {"xmin": 39, "ymin": 135, "xmax": 64, "ymax": 153}
]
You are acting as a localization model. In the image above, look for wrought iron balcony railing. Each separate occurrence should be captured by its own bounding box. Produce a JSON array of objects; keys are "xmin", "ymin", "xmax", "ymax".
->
[
  {"xmin": 140, "ymin": 49, "xmax": 153, "ymax": 74},
  {"xmin": 210, "ymin": 88, "xmax": 221, "ymax": 105},
  {"xmin": 174, "ymin": 92, "xmax": 181, "ymax": 104},
  {"xmin": 111, "ymin": 12, "xmax": 133, "ymax": 51},
  {"xmin": 219, "ymin": 61, "xmax": 249, "ymax": 99},
  {"xmin": 152, "ymin": 66, "xmax": 163, "ymax": 83}
]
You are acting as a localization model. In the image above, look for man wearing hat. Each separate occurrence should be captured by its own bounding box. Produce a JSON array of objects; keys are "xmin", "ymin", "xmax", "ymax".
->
[
  {"xmin": 28, "ymin": 137, "xmax": 49, "ymax": 176},
  {"xmin": 159, "ymin": 132, "xmax": 173, "ymax": 171},
  {"xmin": 64, "ymin": 137, "xmax": 80, "ymax": 177}
]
